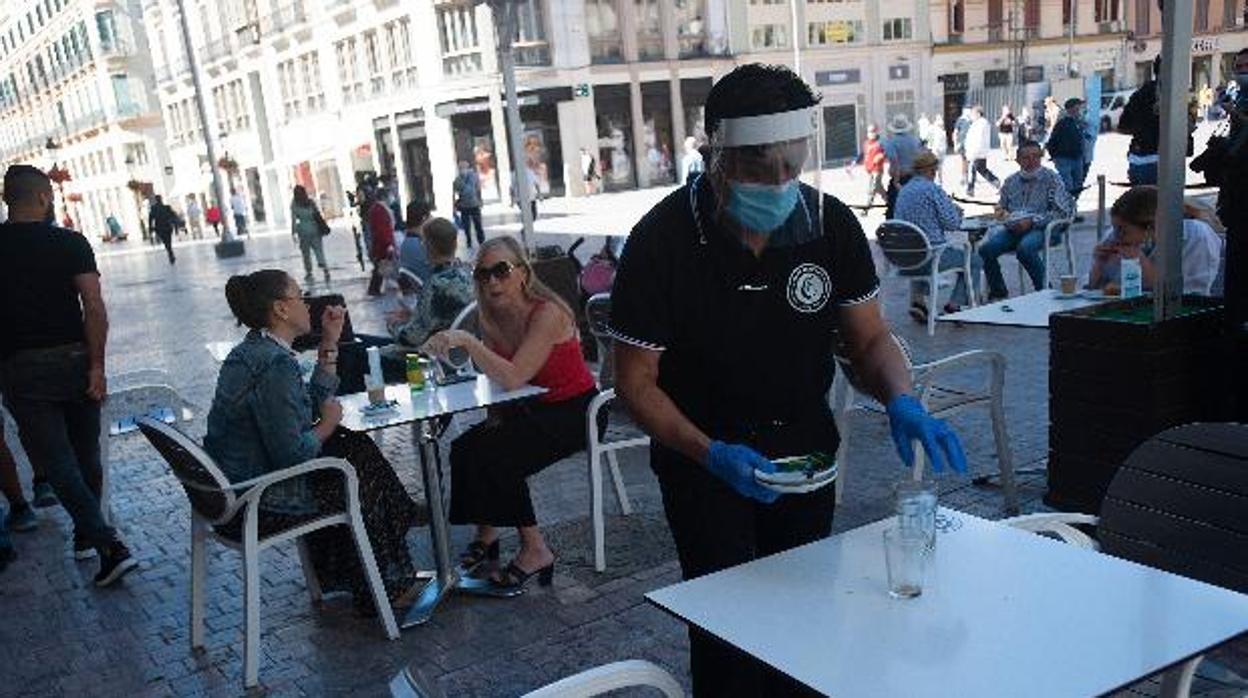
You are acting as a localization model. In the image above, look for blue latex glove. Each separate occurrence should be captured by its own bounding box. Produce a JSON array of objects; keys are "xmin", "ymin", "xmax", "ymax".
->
[
  {"xmin": 705, "ymin": 441, "xmax": 781, "ymax": 504},
  {"xmin": 885, "ymin": 394, "xmax": 968, "ymax": 474}
]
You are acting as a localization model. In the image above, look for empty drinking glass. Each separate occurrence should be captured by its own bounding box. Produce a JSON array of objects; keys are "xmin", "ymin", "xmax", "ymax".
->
[
  {"xmin": 883, "ymin": 527, "xmax": 928, "ymax": 599},
  {"xmin": 895, "ymin": 479, "xmax": 938, "ymax": 553}
]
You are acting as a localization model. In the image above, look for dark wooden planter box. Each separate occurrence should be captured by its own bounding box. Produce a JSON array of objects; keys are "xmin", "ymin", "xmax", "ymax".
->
[
  {"xmin": 214, "ymin": 239, "xmax": 246, "ymax": 258},
  {"xmin": 1046, "ymin": 296, "xmax": 1226, "ymax": 512}
]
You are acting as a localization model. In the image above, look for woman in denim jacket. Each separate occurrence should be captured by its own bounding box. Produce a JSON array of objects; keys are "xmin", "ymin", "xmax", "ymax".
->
[{"xmin": 205, "ymin": 269, "xmax": 424, "ymax": 613}]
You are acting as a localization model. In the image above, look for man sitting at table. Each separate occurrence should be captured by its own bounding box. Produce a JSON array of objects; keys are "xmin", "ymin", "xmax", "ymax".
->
[
  {"xmin": 894, "ymin": 149, "xmax": 982, "ymax": 323},
  {"xmin": 977, "ymin": 140, "xmax": 1073, "ymax": 300}
]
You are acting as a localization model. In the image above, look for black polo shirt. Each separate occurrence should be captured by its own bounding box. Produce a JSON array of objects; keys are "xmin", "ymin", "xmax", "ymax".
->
[
  {"xmin": 0, "ymin": 221, "xmax": 98, "ymax": 359},
  {"xmin": 610, "ymin": 178, "xmax": 878, "ymax": 460}
]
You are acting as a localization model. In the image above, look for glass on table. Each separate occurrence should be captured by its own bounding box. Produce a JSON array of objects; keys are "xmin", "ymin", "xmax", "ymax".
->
[
  {"xmin": 895, "ymin": 478, "xmax": 938, "ymax": 553},
  {"xmin": 883, "ymin": 527, "xmax": 928, "ymax": 599}
]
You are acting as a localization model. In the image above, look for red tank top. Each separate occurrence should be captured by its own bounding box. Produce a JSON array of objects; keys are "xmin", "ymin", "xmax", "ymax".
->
[{"xmin": 496, "ymin": 301, "xmax": 595, "ymax": 403}]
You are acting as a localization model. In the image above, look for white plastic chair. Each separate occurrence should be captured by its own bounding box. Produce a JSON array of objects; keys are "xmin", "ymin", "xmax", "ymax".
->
[
  {"xmin": 521, "ymin": 660, "xmax": 684, "ymax": 698},
  {"xmin": 830, "ymin": 334, "xmax": 1018, "ymax": 513},
  {"xmin": 1008, "ymin": 217, "xmax": 1076, "ymax": 292},
  {"xmin": 135, "ymin": 417, "xmax": 399, "ymax": 689},
  {"xmin": 99, "ymin": 376, "xmax": 195, "ymax": 524},
  {"xmin": 876, "ymin": 220, "xmax": 977, "ymax": 336},
  {"xmin": 584, "ymin": 293, "xmax": 646, "ymax": 572},
  {"xmin": 1000, "ymin": 511, "xmax": 1198, "ymax": 698}
]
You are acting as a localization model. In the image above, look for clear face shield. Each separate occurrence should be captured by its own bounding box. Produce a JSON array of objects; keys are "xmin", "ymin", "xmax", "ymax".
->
[{"xmin": 707, "ymin": 105, "xmax": 825, "ymax": 242}]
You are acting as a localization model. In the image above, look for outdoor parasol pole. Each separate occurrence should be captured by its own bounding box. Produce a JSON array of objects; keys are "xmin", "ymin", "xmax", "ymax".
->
[
  {"xmin": 487, "ymin": 0, "xmax": 533, "ymax": 251},
  {"xmin": 1153, "ymin": 0, "xmax": 1192, "ymax": 321}
]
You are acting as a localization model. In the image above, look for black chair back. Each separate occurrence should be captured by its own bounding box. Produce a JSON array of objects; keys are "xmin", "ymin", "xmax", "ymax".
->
[
  {"xmin": 137, "ymin": 417, "xmax": 236, "ymax": 524},
  {"xmin": 876, "ymin": 220, "xmax": 936, "ymax": 271}
]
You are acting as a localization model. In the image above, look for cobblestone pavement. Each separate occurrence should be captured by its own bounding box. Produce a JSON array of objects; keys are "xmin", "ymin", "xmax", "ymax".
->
[{"xmin": 1, "ymin": 177, "xmax": 1244, "ymax": 697}]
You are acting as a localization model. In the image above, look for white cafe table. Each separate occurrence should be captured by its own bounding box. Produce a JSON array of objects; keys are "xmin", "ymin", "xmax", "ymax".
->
[
  {"xmin": 338, "ymin": 375, "xmax": 546, "ymax": 627},
  {"xmin": 646, "ymin": 508, "xmax": 1248, "ymax": 698},
  {"xmin": 940, "ymin": 288, "xmax": 1114, "ymax": 329}
]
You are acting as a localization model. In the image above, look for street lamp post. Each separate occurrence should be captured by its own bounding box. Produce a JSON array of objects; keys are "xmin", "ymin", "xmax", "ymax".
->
[
  {"xmin": 172, "ymin": 0, "xmax": 243, "ymax": 257},
  {"xmin": 485, "ymin": 0, "xmax": 534, "ymax": 250}
]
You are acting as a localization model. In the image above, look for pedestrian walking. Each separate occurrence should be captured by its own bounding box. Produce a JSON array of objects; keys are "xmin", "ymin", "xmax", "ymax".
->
[
  {"xmin": 681, "ymin": 136, "xmax": 705, "ymax": 185},
  {"xmin": 452, "ymin": 160, "xmax": 485, "ymax": 250},
  {"xmin": 1043, "ymin": 96, "xmax": 1062, "ymax": 144},
  {"xmin": 1018, "ymin": 106, "xmax": 1036, "ymax": 144},
  {"xmin": 185, "ymin": 196, "xmax": 203, "ymax": 239},
  {"xmin": 230, "ymin": 189, "xmax": 248, "ymax": 236},
  {"xmin": 860, "ymin": 125, "xmax": 887, "ymax": 214},
  {"xmin": 0, "ymin": 165, "xmax": 140, "ymax": 586},
  {"xmin": 953, "ymin": 107, "xmax": 972, "ymax": 186},
  {"xmin": 1119, "ymin": 56, "xmax": 1163, "ymax": 185},
  {"xmin": 366, "ymin": 185, "xmax": 397, "ymax": 297},
  {"xmin": 580, "ymin": 147, "xmax": 601, "ymax": 194},
  {"xmin": 105, "ymin": 214, "xmax": 124, "ymax": 242},
  {"xmin": 927, "ymin": 115, "xmax": 948, "ymax": 185},
  {"xmin": 997, "ymin": 105, "xmax": 1018, "ymax": 160},
  {"xmin": 965, "ymin": 106, "xmax": 1000, "ymax": 196},
  {"xmin": 206, "ymin": 203, "xmax": 222, "ymax": 236},
  {"xmin": 883, "ymin": 113, "xmax": 923, "ymax": 219},
  {"xmin": 1047, "ymin": 98, "xmax": 1089, "ymax": 200},
  {"xmin": 148, "ymin": 195, "xmax": 178, "ymax": 264},
  {"xmin": 290, "ymin": 185, "xmax": 331, "ymax": 284}
]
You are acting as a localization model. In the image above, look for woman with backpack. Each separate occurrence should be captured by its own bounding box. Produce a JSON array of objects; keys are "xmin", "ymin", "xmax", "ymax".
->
[{"xmin": 291, "ymin": 185, "xmax": 331, "ymax": 283}]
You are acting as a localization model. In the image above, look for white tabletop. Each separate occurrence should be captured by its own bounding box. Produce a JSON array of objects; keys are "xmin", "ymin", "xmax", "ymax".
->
[
  {"xmin": 939, "ymin": 289, "xmax": 1112, "ymax": 329},
  {"xmin": 647, "ymin": 509, "xmax": 1248, "ymax": 698},
  {"xmin": 338, "ymin": 375, "xmax": 546, "ymax": 432}
]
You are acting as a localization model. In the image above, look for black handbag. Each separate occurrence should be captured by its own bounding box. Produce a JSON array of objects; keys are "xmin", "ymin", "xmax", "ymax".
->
[{"xmin": 314, "ymin": 208, "xmax": 331, "ymax": 236}]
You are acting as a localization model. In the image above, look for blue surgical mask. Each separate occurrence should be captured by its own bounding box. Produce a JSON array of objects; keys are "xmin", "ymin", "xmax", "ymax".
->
[{"xmin": 726, "ymin": 180, "xmax": 800, "ymax": 233}]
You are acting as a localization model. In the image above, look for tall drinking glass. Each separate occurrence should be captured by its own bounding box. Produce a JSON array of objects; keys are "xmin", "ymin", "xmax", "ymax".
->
[{"xmin": 883, "ymin": 527, "xmax": 928, "ymax": 599}]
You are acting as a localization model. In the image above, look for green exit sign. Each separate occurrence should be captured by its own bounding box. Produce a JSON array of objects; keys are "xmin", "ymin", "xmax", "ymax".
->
[{"xmin": 573, "ymin": 83, "xmax": 591, "ymax": 98}]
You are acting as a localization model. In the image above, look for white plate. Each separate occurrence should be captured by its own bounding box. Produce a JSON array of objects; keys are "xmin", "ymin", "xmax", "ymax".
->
[
  {"xmin": 1052, "ymin": 291, "xmax": 1081, "ymax": 300},
  {"xmin": 756, "ymin": 471, "xmax": 837, "ymax": 495}
]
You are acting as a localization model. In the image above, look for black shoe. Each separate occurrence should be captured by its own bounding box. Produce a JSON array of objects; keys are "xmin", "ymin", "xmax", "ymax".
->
[
  {"xmin": 73, "ymin": 534, "xmax": 98, "ymax": 560},
  {"xmin": 457, "ymin": 539, "xmax": 500, "ymax": 575},
  {"xmin": 94, "ymin": 541, "xmax": 138, "ymax": 587},
  {"xmin": 908, "ymin": 301, "xmax": 929, "ymax": 325},
  {"xmin": 32, "ymin": 482, "xmax": 58, "ymax": 508},
  {"xmin": 477, "ymin": 559, "xmax": 555, "ymax": 598}
]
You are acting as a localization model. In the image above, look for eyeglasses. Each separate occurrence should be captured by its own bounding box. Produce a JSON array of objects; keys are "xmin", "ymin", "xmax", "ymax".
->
[{"xmin": 473, "ymin": 260, "xmax": 515, "ymax": 283}]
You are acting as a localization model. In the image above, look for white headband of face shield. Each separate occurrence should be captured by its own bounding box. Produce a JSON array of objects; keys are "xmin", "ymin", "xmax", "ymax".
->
[{"xmin": 715, "ymin": 106, "xmax": 818, "ymax": 148}]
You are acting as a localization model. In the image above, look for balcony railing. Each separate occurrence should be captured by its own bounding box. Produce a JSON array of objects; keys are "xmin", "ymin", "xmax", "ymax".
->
[
  {"xmin": 513, "ymin": 40, "xmax": 551, "ymax": 67},
  {"xmin": 589, "ymin": 35, "xmax": 623, "ymax": 64},
  {"xmin": 155, "ymin": 59, "xmax": 190, "ymax": 85},
  {"xmin": 200, "ymin": 35, "xmax": 237, "ymax": 64}
]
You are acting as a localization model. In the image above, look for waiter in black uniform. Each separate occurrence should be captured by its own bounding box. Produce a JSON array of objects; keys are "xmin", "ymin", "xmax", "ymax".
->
[{"xmin": 611, "ymin": 64, "xmax": 968, "ymax": 697}]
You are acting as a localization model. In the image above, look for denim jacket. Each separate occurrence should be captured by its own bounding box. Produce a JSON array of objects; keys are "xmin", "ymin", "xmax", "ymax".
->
[{"xmin": 204, "ymin": 330, "xmax": 339, "ymax": 513}]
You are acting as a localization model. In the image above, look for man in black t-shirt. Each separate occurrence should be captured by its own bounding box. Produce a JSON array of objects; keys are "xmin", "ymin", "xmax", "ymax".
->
[
  {"xmin": 148, "ymin": 194, "xmax": 178, "ymax": 264},
  {"xmin": 0, "ymin": 165, "xmax": 138, "ymax": 586},
  {"xmin": 612, "ymin": 65, "xmax": 968, "ymax": 697}
]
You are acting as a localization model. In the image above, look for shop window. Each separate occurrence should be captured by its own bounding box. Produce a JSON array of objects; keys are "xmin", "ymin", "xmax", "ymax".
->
[
  {"xmin": 594, "ymin": 85, "xmax": 636, "ymax": 191},
  {"xmin": 437, "ymin": 4, "xmax": 483, "ymax": 76},
  {"xmin": 751, "ymin": 24, "xmax": 788, "ymax": 49},
  {"xmin": 586, "ymin": 0, "xmax": 623, "ymax": 63},
  {"xmin": 808, "ymin": 20, "xmax": 863, "ymax": 46},
  {"xmin": 635, "ymin": 0, "xmax": 663, "ymax": 60},
  {"xmin": 882, "ymin": 18, "xmax": 911, "ymax": 41}
]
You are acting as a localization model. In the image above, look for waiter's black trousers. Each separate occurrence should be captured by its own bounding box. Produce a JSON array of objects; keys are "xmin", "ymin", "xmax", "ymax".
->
[
  {"xmin": 652, "ymin": 450, "xmax": 835, "ymax": 698},
  {"xmin": 450, "ymin": 390, "xmax": 596, "ymax": 528}
]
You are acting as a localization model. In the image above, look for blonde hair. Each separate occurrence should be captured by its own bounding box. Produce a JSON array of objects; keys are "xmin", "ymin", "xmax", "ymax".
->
[{"xmin": 474, "ymin": 236, "xmax": 576, "ymax": 337}]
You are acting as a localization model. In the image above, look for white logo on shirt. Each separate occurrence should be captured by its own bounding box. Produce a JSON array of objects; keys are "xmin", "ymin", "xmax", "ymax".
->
[{"xmin": 787, "ymin": 263, "xmax": 831, "ymax": 313}]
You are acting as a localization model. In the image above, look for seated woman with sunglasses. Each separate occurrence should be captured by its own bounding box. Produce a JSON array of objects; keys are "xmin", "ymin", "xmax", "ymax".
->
[
  {"xmin": 205, "ymin": 270, "xmax": 425, "ymax": 614},
  {"xmin": 422, "ymin": 237, "xmax": 597, "ymax": 595}
]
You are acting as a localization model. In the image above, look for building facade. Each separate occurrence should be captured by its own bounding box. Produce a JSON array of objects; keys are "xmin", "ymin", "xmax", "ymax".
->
[
  {"xmin": 0, "ymin": 0, "xmax": 170, "ymax": 240},
  {"xmin": 928, "ymin": 0, "xmax": 1247, "ymax": 144},
  {"xmin": 136, "ymin": 0, "xmax": 941, "ymax": 225}
]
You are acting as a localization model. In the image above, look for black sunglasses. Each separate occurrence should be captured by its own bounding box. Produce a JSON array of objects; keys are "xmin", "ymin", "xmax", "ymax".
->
[{"xmin": 473, "ymin": 260, "xmax": 515, "ymax": 283}]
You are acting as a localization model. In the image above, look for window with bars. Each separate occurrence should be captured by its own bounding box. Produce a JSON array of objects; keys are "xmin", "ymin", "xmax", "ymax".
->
[
  {"xmin": 437, "ymin": 4, "xmax": 483, "ymax": 76},
  {"xmin": 750, "ymin": 23, "xmax": 788, "ymax": 49},
  {"xmin": 882, "ymin": 18, "xmax": 912, "ymax": 41},
  {"xmin": 808, "ymin": 20, "xmax": 862, "ymax": 45}
]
